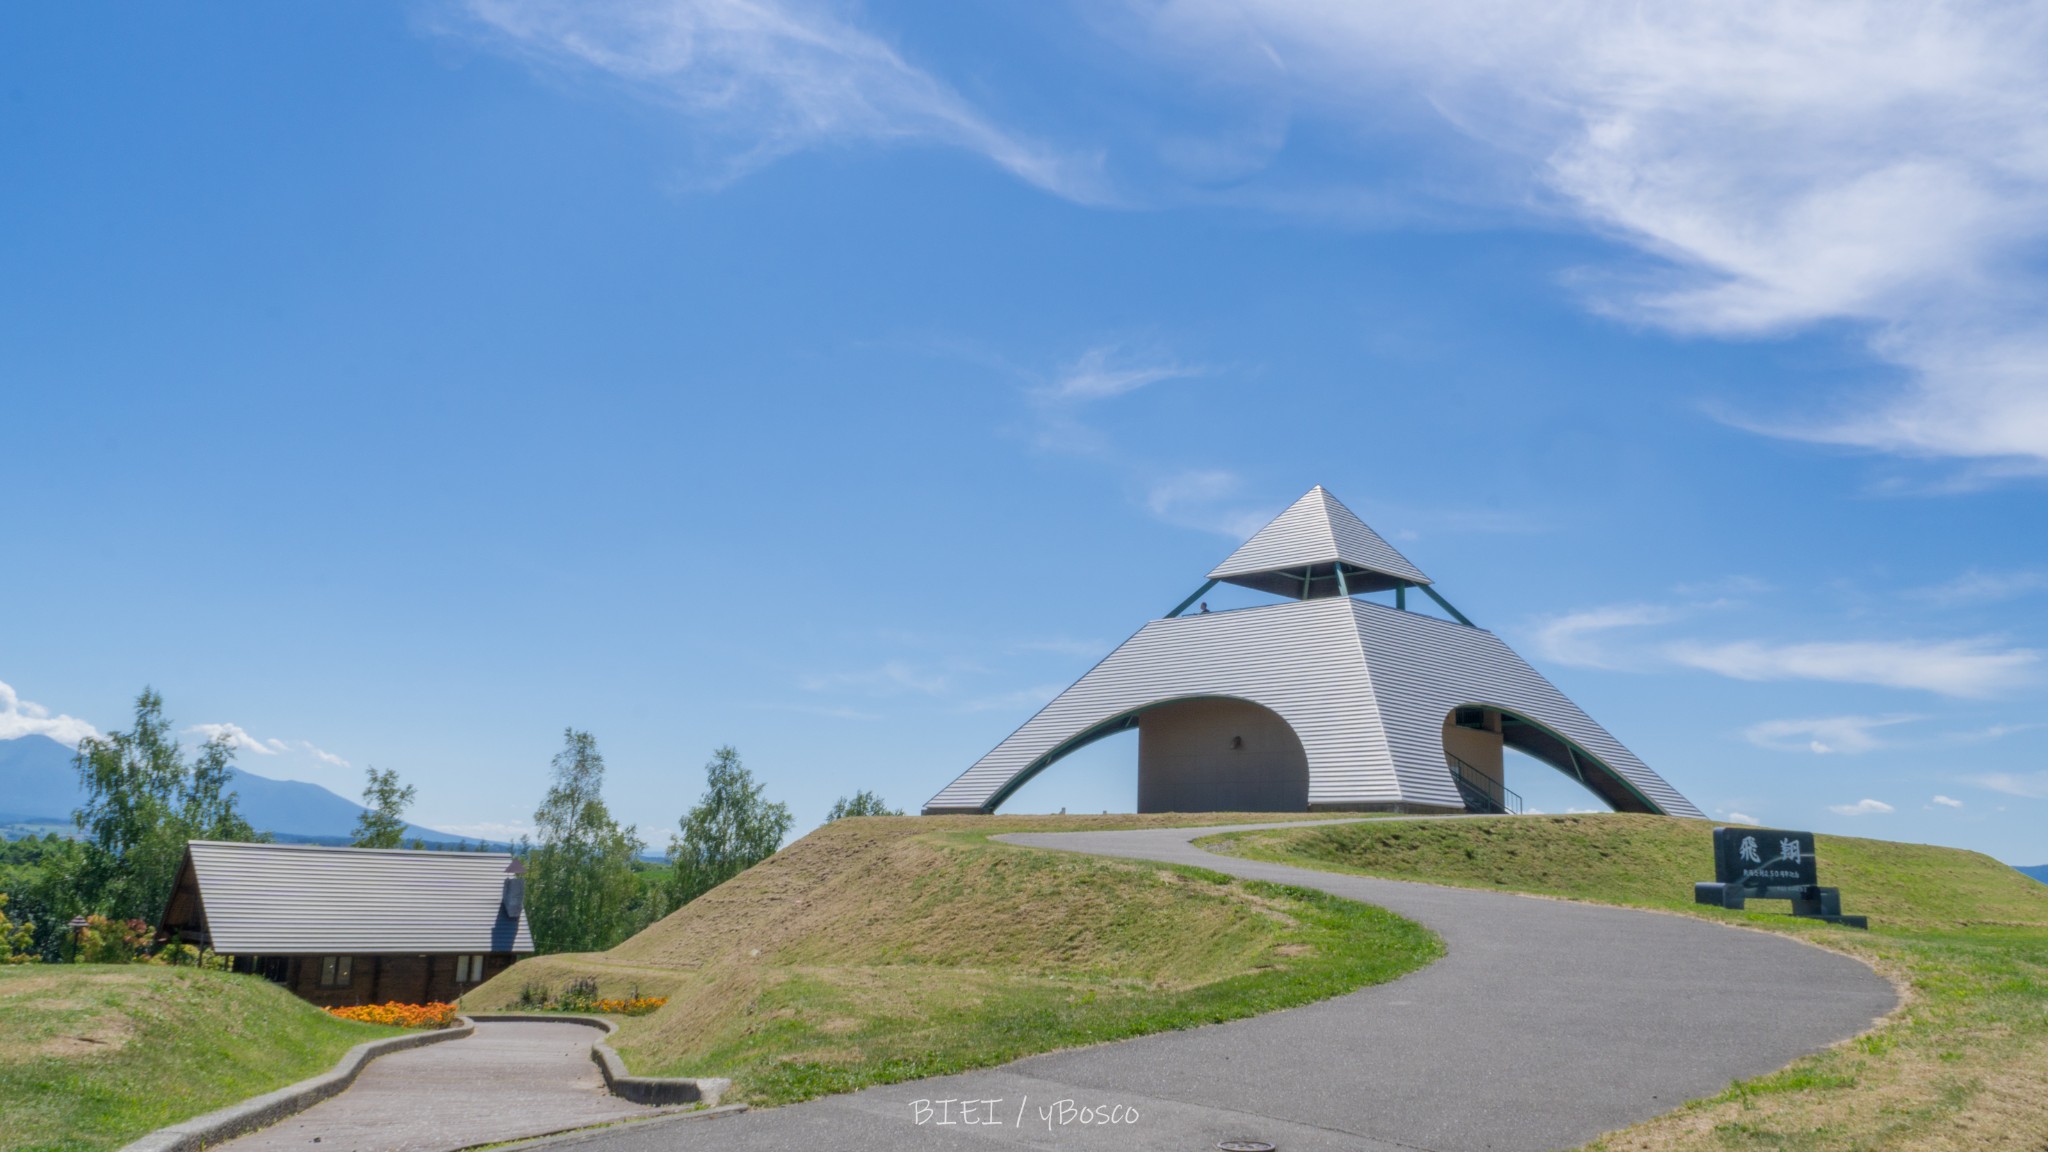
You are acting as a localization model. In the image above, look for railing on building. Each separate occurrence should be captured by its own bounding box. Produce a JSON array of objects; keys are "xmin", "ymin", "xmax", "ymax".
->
[{"xmin": 1447, "ymin": 752, "xmax": 1523, "ymax": 815}]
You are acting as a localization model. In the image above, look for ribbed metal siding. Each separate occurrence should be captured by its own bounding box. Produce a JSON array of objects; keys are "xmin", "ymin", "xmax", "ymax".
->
[
  {"xmin": 1349, "ymin": 601, "xmax": 1704, "ymax": 818},
  {"xmin": 1208, "ymin": 486, "xmax": 1432, "ymax": 586},
  {"xmin": 923, "ymin": 595, "xmax": 1702, "ymax": 818},
  {"xmin": 188, "ymin": 840, "xmax": 535, "ymax": 955},
  {"xmin": 926, "ymin": 598, "xmax": 1404, "ymax": 811}
]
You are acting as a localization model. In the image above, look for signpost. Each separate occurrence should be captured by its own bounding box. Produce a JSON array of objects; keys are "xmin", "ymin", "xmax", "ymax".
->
[{"xmin": 1695, "ymin": 827, "xmax": 1867, "ymax": 929}]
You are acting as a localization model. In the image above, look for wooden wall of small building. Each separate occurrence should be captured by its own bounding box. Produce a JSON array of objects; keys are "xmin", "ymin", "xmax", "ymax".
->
[{"xmin": 253, "ymin": 952, "xmax": 520, "ymax": 1007}]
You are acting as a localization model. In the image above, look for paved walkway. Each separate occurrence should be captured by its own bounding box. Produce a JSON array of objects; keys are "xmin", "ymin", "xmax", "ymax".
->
[
  {"xmin": 222, "ymin": 1020, "xmax": 659, "ymax": 1152},
  {"xmin": 537, "ymin": 820, "xmax": 1897, "ymax": 1152}
]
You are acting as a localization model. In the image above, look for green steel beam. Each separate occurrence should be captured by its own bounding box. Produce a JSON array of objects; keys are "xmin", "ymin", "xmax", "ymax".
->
[
  {"xmin": 1336, "ymin": 564, "xmax": 1350, "ymax": 598},
  {"xmin": 1419, "ymin": 583, "xmax": 1475, "ymax": 627},
  {"xmin": 1395, "ymin": 583, "xmax": 1407, "ymax": 611},
  {"xmin": 1166, "ymin": 579, "xmax": 1218, "ymax": 618}
]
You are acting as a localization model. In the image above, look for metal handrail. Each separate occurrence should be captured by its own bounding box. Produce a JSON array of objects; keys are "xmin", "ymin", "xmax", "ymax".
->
[{"xmin": 1446, "ymin": 752, "xmax": 1523, "ymax": 815}]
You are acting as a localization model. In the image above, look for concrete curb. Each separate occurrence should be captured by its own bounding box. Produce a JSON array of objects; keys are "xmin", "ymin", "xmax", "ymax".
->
[
  {"xmin": 465, "ymin": 1013, "xmax": 730, "ymax": 1107},
  {"xmin": 117, "ymin": 1016, "xmax": 478, "ymax": 1152}
]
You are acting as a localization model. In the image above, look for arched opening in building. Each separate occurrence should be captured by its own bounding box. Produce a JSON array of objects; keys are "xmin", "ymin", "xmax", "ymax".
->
[
  {"xmin": 987, "ymin": 696, "xmax": 1309, "ymax": 814},
  {"xmin": 1441, "ymin": 705, "xmax": 1666, "ymax": 815}
]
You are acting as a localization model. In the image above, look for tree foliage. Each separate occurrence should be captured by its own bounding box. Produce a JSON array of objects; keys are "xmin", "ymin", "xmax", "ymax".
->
[
  {"xmin": 524, "ymin": 729, "xmax": 645, "ymax": 954},
  {"xmin": 350, "ymin": 766, "xmax": 416, "ymax": 849},
  {"xmin": 0, "ymin": 835, "xmax": 84, "ymax": 962},
  {"xmin": 667, "ymin": 746, "xmax": 792, "ymax": 908},
  {"xmin": 72, "ymin": 688, "xmax": 262, "ymax": 923},
  {"xmin": 827, "ymin": 790, "xmax": 902, "ymax": 820},
  {"xmin": 0, "ymin": 894, "xmax": 36, "ymax": 963}
]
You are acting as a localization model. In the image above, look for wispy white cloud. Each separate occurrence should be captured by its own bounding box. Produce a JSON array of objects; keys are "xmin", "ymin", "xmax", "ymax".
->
[
  {"xmin": 299, "ymin": 741, "xmax": 351, "ymax": 767},
  {"xmin": 1529, "ymin": 604, "xmax": 1679, "ymax": 670},
  {"xmin": 1123, "ymin": 1, "xmax": 2048, "ymax": 471},
  {"xmin": 457, "ymin": 0, "xmax": 1106, "ymax": 202},
  {"xmin": 1743, "ymin": 714, "xmax": 1921, "ymax": 755},
  {"xmin": 188, "ymin": 722, "xmax": 278, "ymax": 753},
  {"xmin": 1668, "ymin": 637, "xmax": 2038, "ymax": 698},
  {"xmin": 1046, "ymin": 346, "xmax": 1205, "ymax": 402},
  {"xmin": 800, "ymin": 660, "xmax": 951, "ymax": 696},
  {"xmin": 1726, "ymin": 811, "xmax": 1759, "ymax": 825},
  {"xmin": 186, "ymin": 724, "xmax": 353, "ymax": 768},
  {"xmin": 1012, "ymin": 637, "xmax": 1112, "ymax": 659},
  {"xmin": 958, "ymin": 684, "xmax": 1067, "ymax": 714},
  {"xmin": 1828, "ymin": 798, "xmax": 1895, "ymax": 817},
  {"xmin": 1909, "ymin": 568, "xmax": 2048, "ymax": 606},
  {"xmin": 0, "ymin": 680, "xmax": 98, "ymax": 746},
  {"xmin": 1931, "ymin": 794, "xmax": 1965, "ymax": 808},
  {"xmin": 1144, "ymin": 470, "xmax": 1275, "ymax": 538},
  {"xmin": 1969, "ymin": 771, "xmax": 2048, "ymax": 800}
]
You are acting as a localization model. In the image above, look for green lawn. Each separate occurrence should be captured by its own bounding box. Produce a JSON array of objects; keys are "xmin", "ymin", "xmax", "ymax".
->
[
  {"xmin": 466, "ymin": 813, "xmax": 1442, "ymax": 1105},
  {"xmin": 1204, "ymin": 814, "xmax": 2048, "ymax": 1152},
  {"xmin": 0, "ymin": 965, "xmax": 402, "ymax": 1152}
]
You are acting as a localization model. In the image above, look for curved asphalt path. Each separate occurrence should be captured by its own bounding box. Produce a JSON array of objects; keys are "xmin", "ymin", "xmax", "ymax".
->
[
  {"xmin": 529, "ymin": 820, "xmax": 1897, "ymax": 1152},
  {"xmin": 221, "ymin": 1020, "xmax": 662, "ymax": 1152}
]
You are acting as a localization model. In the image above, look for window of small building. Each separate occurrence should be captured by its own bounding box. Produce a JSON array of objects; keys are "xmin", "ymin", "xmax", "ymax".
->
[
  {"xmin": 456, "ymin": 955, "xmax": 486, "ymax": 984},
  {"xmin": 319, "ymin": 956, "xmax": 353, "ymax": 987}
]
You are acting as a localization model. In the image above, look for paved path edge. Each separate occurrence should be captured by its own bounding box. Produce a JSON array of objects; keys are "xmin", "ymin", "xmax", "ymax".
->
[
  {"xmin": 466, "ymin": 1013, "xmax": 731, "ymax": 1106},
  {"xmin": 116, "ymin": 1016, "xmax": 478, "ymax": 1152}
]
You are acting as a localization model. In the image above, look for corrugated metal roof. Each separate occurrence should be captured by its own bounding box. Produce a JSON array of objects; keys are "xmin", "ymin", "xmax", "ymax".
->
[
  {"xmin": 1208, "ymin": 487, "xmax": 1432, "ymax": 587},
  {"xmin": 184, "ymin": 840, "xmax": 534, "ymax": 955},
  {"xmin": 924, "ymin": 598, "xmax": 1702, "ymax": 819}
]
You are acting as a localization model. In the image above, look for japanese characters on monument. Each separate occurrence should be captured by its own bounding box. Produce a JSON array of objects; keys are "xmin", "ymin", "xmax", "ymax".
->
[{"xmin": 1715, "ymin": 827, "xmax": 1818, "ymax": 889}]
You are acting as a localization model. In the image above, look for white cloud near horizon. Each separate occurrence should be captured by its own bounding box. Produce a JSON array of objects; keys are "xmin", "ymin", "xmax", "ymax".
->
[
  {"xmin": 1119, "ymin": 1, "xmax": 2048, "ymax": 470},
  {"xmin": 187, "ymin": 723, "xmax": 353, "ymax": 769},
  {"xmin": 1828, "ymin": 797, "xmax": 1895, "ymax": 816},
  {"xmin": 1744, "ymin": 714, "xmax": 1920, "ymax": 755},
  {"xmin": 0, "ymin": 680, "xmax": 98, "ymax": 746},
  {"xmin": 1668, "ymin": 638, "xmax": 2038, "ymax": 698},
  {"xmin": 1932, "ymin": 794, "xmax": 1964, "ymax": 808},
  {"xmin": 457, "ymin": 0, "xmax": 1108, "ymax": 203}
]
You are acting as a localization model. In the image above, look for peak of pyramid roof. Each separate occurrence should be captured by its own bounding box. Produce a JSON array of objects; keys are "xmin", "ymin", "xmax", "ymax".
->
[{"xmin": 1207, "ymin": 487, "xmax": 1431, "ymax": 594}]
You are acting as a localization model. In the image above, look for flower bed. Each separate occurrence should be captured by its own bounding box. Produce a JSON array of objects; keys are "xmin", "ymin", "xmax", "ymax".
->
[
  {"xmin": 583, "ymin": 996, "xmax": 666, "ymax": 1017},
  {"xmin": 324, "ymin": 1001, "xmax": 462, "ymax": 1028}
]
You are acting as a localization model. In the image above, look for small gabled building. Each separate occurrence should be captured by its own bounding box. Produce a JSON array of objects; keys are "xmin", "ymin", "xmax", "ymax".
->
[{"xmin": 158, "ymin": 840, "xmax": 534, "ymax": 1007}]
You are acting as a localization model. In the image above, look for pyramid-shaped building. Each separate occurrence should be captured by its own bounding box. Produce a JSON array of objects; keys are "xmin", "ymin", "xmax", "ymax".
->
[{"xmin": 925, "ymin": 487, "xmax": 1701, "ymax": 818}]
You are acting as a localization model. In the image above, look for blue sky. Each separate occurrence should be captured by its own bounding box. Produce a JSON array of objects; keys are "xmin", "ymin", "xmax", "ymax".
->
[{"xmin": 2, "ymin": 2, "xmax": 2043, "ymax": 864}]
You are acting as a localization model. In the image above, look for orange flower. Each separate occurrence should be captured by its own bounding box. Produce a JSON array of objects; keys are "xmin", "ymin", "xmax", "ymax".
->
[{"xmin": 325, "ymin": 1001, "xmax": 461, "ymax": 1028}]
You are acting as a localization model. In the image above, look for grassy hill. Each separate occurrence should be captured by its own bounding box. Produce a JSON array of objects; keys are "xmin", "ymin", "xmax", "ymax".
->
[
  {"xmin": 0, "ymin": 965, "xmax": 401, "ymax": 1152},
  {"xmin": 464, "ymin": 813, "xmax": 1439, "ymax": 1105},
  {"xmin": 1205, "ymin": 814, "xmax": 2048, "ymax": 1152}
]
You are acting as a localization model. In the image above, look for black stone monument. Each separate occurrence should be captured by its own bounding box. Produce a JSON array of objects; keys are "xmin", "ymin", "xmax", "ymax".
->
[{"xmin": 1694, "ymin": 826, "xmax": 1867, "ymax": 928}]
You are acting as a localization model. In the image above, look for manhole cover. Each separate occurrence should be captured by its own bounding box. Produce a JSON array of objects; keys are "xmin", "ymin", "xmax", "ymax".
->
[{"xmin": 1218, "ymin": 1142, "xmax": 1276, "ymax": 1152}]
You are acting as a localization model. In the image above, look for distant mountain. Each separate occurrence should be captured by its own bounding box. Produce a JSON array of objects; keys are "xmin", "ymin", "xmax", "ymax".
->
[
  {"xmin": 2020, "ymin": 865, "xmax": 2048, "ymax": 885},
  {"xmin": 0, "ymin": 733, "xmax": 470, "ymax": 844}
]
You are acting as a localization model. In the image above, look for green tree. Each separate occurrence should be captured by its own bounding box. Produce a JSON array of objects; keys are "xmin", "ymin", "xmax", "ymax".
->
[
  {"xmin": 73, "ymin": 689, "xmax": 263, "ymax": 923},
  {"xmin": 524, "ymin": 729, "xmax": 645, "ymax": 954},
  {"xmin": 826, "ymin": 790, "xmax": 902, "ymax": 820},
  {"xmin": 0, "ymin": 894, "xmax": 36, "ymax": 964},
  {"xmin": 667, "ymin": 746, "xmax": 792, "ymax": 908},
  {"xmin": 0, "ymin": 835, "xmax": 85, "ymax": 962},
  {"xmin": 351, "ymin": 766, "xmax": 416, "ymax": 849}
]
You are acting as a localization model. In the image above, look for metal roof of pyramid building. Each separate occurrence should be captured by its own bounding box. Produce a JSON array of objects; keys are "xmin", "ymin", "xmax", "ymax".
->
[{"xmin": 1207, "ymin": 486, "xmax": 1431, "ymax": 597}]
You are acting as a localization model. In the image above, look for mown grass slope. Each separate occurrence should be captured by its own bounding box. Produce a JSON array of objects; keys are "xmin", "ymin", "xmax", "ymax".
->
[
  {"xmin": 0, "ymin": 965, "xmax": 401, "ymax": 1152},
  {"xmin": 465, "ymin": 813, "xmax": 1439, "ymax": 1105},
  {"xmin": 1207, "ymin": 814, "xmax": 2048, "ymax": 1152}
]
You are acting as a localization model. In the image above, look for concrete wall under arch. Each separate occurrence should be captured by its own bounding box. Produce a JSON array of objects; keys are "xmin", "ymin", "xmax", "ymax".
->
[{"xmin": 1138, "ymin": 697, "xmax": 1310, "ymax": 813}]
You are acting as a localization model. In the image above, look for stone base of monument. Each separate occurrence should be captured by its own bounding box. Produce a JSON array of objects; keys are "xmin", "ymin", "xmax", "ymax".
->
[{"xmin": 1694, "ymin": 882, "xmax": 1868, "ymax": 929}]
